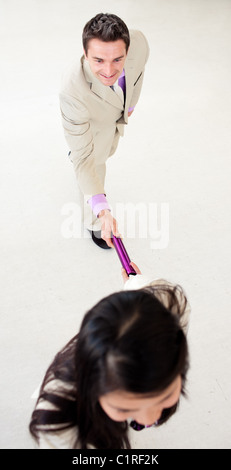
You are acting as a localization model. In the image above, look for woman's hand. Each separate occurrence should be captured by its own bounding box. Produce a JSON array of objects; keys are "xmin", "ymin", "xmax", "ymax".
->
[{"xmin": 121, "ymin": 262, "xmax": 141, "ymax": 283}]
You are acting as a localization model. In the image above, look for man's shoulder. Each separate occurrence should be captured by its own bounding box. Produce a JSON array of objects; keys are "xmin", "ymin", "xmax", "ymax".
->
[
  {"xmin": 60, "ymin": 57, "xmax": 88, "ymax": 97},
  {"xmin": 128, "ymin": 29, "xmax": 150, "ymax": 64},
  {"xmin": 129, "ymin": 30, "xmax": 149, "ymax": 53},
  {"xmin": 129, "ymin": 29, "xmax": 149, "ymax": 46}
]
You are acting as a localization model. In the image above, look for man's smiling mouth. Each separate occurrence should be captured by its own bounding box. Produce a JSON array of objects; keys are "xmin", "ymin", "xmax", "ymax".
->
[{"xmin": 100, "ymin": 73, "xmax": 117, "ymax": 79}]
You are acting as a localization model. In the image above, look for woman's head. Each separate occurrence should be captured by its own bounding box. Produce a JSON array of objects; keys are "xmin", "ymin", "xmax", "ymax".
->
[
  {"xmin": 75, "ymin": 287, "xmax": 189, "ymax": 427},
  {"xmin": 29, "ymin": 285, "xmax": 189, "ymax": 449}
]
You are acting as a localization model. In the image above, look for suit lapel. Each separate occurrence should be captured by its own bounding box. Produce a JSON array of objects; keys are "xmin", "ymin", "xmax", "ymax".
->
[
  {"xmin": 83, "ymin": 58, "xmax": 124, "ymax": 110},
  {"xmin": 123, "ymin": 58, "xmax": 135, "ymax": 123}
]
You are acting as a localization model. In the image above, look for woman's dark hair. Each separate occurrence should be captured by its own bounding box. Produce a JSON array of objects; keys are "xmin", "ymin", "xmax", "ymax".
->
[
  {"xmin": 82, "ymin": 13, "xmax": 130, "ymax": 54},
  {"xmin": 30, "ymin": 285, "xmax": 189, "ymax": 449}
]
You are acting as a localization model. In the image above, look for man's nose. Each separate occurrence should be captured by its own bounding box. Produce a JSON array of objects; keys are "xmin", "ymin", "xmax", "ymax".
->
[{"xmin": 103, "ymin": 63, "xmax": 114, "ymax": 77}]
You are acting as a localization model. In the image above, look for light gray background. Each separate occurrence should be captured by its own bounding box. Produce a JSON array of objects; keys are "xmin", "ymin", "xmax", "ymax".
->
[{"xmin": 0, "ymin": 0, "xmax": 230, "ymax": 449}]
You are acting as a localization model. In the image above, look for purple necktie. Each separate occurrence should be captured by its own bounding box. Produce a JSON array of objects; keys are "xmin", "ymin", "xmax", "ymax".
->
[{"xmin": 118, "ymin": 72, "xmax": 125, "ymax": 94}]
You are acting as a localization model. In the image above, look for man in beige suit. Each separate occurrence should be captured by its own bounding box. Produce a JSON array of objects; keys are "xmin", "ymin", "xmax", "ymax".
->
[{"xmin": 60, "ymin": 13, "xmax": 149, "ymax": 248}]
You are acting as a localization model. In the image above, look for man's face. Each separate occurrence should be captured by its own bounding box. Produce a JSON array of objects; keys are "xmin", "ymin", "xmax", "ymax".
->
[{"xmin": 84, "ymin": 38, "xmax": 127, "ymax": 86}]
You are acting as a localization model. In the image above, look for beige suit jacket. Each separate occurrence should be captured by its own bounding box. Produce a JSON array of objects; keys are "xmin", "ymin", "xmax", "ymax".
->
[{"xmin": 59, "ymin": 30, "xmax": 149, "ymax": 198}]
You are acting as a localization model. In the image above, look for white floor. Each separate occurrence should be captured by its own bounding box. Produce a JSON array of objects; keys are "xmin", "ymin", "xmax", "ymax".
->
[{"xmin": 0, "ymin": 0, "xmax": 231, "ymax": 449}]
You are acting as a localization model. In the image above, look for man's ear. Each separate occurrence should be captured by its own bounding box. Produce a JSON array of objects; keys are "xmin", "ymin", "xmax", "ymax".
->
[{"xmin": 83, "ymin": 49, "xmax": 88, "ymax": 59}]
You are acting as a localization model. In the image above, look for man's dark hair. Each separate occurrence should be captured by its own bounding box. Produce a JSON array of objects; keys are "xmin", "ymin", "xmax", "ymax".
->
[{"xmin": 82, "ymin": 13, "xmax": 130, "ymax": 54}]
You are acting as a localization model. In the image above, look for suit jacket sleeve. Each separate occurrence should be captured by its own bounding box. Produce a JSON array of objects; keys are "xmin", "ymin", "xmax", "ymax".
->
[{"xmin": 60, "ymin": 90, "xmax": 105, "ymax": 197}]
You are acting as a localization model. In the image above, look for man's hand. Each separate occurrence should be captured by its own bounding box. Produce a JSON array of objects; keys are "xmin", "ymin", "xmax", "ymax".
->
[
  {"xmin": 98, "ymin": 209, "xmax": 121, "ymax": 248},
  {"xmin": 128, "ymin": 109, "xmax": 134, "ymax": 117}
]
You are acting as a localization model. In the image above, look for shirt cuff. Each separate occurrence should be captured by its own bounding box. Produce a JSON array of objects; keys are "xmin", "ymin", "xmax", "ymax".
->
[
  {"xmin": 87, "ymin": 194, "xmax": 111, "ymax": 217},
  {"xmin": 128, "ymin": 106, "xmax": 135, "ymax": 112}
]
